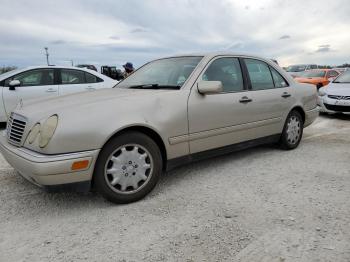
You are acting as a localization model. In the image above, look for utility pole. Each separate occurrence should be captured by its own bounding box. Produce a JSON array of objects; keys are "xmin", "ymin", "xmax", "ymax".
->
[{"xmin": 44, "ymin": 47, "xmax": 50, "ymax": 65}]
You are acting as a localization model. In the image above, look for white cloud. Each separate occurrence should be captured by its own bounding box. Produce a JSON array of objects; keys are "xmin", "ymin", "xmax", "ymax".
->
[{"xmin": 0, "ymin": 0, "xmax": 349, "ymax": 68}]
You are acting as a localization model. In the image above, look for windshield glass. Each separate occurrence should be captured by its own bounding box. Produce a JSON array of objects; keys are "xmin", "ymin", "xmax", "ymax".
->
[
  {"xmin": 333, "ymin": 71, "xmax": 350, "ymax": 83},
  {"xmin": 117, "ymin": 56, "xmax": 203, "ymax": 89},
  {"xmin": 286, "ymin": 65, "xmax": 306, "ymax": 72},
  {"xmin": 300, "ymin": 70, "xmax": 326, "ymax": 78}
]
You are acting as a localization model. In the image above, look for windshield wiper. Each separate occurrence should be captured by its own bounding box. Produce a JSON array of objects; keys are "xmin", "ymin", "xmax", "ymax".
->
[{"xmin": 128, "ymin": 84, "xmax": 180, "ymax": 89}]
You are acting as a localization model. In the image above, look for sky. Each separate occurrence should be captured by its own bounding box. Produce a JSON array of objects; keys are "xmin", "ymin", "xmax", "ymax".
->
[{"xmin": 0, "ymin": 0, "xmax": 349, "ymax": 69}]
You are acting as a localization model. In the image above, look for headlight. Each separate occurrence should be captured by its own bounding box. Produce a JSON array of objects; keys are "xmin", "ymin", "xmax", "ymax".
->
[
  {"xmin": 318, "ymin": 88, "xmax": 326, "ymax": 96},
  {"xmin": 39, "ymin": 115, "xmax": 58, "ymax": 148},
  {"xmin": 27, "ymin": 123, "xmax": 41, "ymax": 144}
]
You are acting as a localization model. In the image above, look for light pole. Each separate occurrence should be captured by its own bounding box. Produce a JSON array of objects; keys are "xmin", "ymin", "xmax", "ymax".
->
[{"xmin": 44, "ymin": 47, "xmax": 50, "ymax": 65}]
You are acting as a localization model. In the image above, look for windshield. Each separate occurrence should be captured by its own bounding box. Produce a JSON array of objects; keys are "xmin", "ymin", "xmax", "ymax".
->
[
  {"xmin": 333, "ymin": 71, "xmax": 350, "ymax": 83},
  {"xmin": 300, "ymin": 70, "xmax": 326, "ymax": 78},
  {"xmin": 117, "ymin": 56, "xmax": 203, "ymax": 89},
  {"xmin": 286, "ymin": 65, "xmax": 306, "ymax": 72}
]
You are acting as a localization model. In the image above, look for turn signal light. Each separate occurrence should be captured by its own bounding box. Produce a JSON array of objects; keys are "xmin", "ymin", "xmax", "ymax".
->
[{"xmin": 71, "ymin": 160, "xmax": 90, "ymax": 171}]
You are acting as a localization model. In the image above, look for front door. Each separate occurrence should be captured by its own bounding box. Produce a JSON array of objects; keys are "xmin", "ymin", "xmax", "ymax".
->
[
  {"xmin": 188, "ymin": 57, "xmax": 254, "ymax": 154},
  {"xmin": 2, "ymin": 68, "xmax": 58, "ymax": 117}
]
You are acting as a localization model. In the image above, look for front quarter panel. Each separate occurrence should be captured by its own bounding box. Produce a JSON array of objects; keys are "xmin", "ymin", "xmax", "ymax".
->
[{"xmin": 23, "ymin": 90, "xmax": 190, "ymax": 160}]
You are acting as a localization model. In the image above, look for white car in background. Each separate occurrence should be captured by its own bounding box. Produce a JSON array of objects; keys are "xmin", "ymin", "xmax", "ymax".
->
[
  {"xmin": 318, "ymin": 70, "xmax": 350, "ymax": 114},
  {"xmin": 0, "ymin": 66, "xmax": 118, "ymax": 123}
]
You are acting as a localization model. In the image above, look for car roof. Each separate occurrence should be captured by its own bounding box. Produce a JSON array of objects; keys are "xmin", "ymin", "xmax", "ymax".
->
[
  {"xmin": 0, "ymin": 65, "xmax": 114, "ymax": 82},
  {"xmin": 159, "ymin": 52, "xmax": 270, "ymax": 60}
]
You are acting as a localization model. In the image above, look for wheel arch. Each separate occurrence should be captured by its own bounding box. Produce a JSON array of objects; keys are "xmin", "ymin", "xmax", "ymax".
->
[
  {"xmin": 99, "ymin": 125, "xmax": 168, "ymax": 171},
  {"xmin": 290, "ymin": 106, "xmax": 305, "ymax": 124}
]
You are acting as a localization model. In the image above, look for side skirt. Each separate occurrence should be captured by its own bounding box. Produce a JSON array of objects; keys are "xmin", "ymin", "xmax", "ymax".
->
[{"xmin": 166, "ymin": 134, "xmax": 281, "ymax": 171}]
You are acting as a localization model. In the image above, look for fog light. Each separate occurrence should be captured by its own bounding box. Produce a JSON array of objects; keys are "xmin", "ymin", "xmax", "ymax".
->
[{"xmin": 71, "ymin": 160, "xmax": 90, "ymax": 171}]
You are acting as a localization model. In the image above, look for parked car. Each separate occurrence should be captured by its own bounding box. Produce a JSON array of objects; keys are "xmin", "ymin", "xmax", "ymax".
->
[
  {"xmin": 286, "ymin": 64, "xmax": 318, "ymax": 78},
  {"xmin": 76, "ymin": 64, "xmax": 98, "ymax": 71},
  {"xmin": 0, "ymin": 66, "xmax": 118, "ymax": 123},
  {"xmin": 101, "ymin": 66, "xmax": 124, "ymax": 81},
  {"xmin": 0, "ymin": 53, "xmax": 318, "ymax": 203},
  {"xmin": 332, "ymin": 68, "xmax": 348, "ymax": 74},
  {"xmin": 294, "ymin": 69, "xmax": 340, "ymax": 89},
  {"xmin": 318, "ymin": 70, "xmax": 350, "ymax": 114}
]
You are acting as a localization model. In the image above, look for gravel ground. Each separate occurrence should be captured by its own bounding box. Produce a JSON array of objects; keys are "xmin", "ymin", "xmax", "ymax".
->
[{"xmin": 0, "ymin": 114, "xmax": 349, "ymax": 262}]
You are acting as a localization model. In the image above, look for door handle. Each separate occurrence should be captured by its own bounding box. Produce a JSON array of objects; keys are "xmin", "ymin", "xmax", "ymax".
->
[
  {"xmin": 85, "ymin": 87, "xmax": 96, "ymax": 91},
  {"xmin": 281, "ymin": 92, "xmax": 291, "ymax": 98},
  {"xmin": 46, "ymin": 88, "xmax": 57, "ymax": 93},
  {"xmin": 239, "ymin": 96, "xmax": 253, "ymax": 103}
]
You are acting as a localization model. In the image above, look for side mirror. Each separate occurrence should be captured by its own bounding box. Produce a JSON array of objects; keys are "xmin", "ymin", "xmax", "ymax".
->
[
  {"xmin": 197, "ymin": 81, "xmax": 223, "ymax": 95},
  {"xmin": 9, "ymin": 80, "xmax": 20, "ymax": 90}
]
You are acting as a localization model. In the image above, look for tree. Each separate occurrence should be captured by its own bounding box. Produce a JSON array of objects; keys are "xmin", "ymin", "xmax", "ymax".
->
[{"xmin": 0, "ymin": 66, "xmax": 17, "ymax": 74}]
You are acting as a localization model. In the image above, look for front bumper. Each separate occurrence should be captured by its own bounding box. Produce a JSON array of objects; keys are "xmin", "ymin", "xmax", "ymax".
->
[
  {"xmin": 317, "ymin": 96, "xmax": 350, "ymax": 114},
  {"xmin": 0, "ymin": 134, "xmax": 99, "ymax": 191}
]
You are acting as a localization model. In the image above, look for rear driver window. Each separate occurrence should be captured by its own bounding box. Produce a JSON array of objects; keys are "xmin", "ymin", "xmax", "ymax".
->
[
  {"xmin": 85, "ymin": 72, "xmax": 103, "ymax": 83},
  {"xmin": 61, "ymin": 69, "xmax": 85, "ymax": 84},
  {"xmin": 202, "ymin": 57, "xmax": 244, "ymax": 92},
  {"xmin": 270, "ymin": 67, "xmax": 288, "ymax": 88},
  {"xmin": 244, "ymin": 59, "xmax": 274, "ymax": 90}
]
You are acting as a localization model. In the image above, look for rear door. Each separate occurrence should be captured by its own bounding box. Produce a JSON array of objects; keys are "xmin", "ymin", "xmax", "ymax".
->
[
  {"xmin": 2, "ymin": 68, "xmax": 58, "ymax": 116},
  {"xmin": 242, "ymin": 58, "xmax": 294, "ymax": 135},
  {"xmin": 58, "ymin": 68, "xmax": 103, "ymax": 95}
]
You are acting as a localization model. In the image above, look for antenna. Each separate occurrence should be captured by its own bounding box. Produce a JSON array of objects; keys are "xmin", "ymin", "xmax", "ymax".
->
[{"xmin": 44, "ymin": 47, "xmax": 50, "ymax": 65}]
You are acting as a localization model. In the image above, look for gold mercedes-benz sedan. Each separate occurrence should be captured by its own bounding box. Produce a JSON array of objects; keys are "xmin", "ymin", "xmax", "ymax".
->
[{"xmin": 0, "ymin": 53, "xmax": 318, "ymax": 203}]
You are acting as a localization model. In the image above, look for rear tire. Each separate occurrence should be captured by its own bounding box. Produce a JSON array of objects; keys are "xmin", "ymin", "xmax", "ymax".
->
[
  {"xmin": 279, "ymin": 110, "xmax": 304, "ymax": 150},
  {"xmin": 94, "ymin": 131, "xmax": 163, "ymax": 204}
]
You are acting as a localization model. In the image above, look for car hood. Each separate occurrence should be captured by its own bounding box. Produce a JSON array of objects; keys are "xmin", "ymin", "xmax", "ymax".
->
[
  {"xmin": 325, "ymin": 83, "xmax": 350, "ymax": 95},
  {"xmin": 15, "ymin": 87, "xmax": 174, "ymax": 120}
]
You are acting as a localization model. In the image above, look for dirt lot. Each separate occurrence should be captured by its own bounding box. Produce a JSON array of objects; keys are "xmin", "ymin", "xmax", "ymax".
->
[{"xmin": 0, "ymin": 114, "xmax": 349, "ymax": 262}]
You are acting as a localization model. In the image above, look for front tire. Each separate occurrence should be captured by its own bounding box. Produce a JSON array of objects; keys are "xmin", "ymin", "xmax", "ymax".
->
[
  {"xmin": 94, "ymin": 131, "xmax": 163, "ymax": 204},
  {"xmin": 279, "ymin": 110, "xmax": 304, "ymax": 150}
]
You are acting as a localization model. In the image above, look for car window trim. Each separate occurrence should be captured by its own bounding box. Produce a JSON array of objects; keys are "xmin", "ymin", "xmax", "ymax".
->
[{"xmin": 4, "ymin": 68, "xmax": 55, "ymax": 87}]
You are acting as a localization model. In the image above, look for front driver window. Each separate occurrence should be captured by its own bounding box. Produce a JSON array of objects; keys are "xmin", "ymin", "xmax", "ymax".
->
[
  {"xmin": 5, "ymin": 69, "xmax": 54, "ymax": 87},
  {"xmin": 202, "ymin": 57, "xmax": 244, "ymax": 92}
]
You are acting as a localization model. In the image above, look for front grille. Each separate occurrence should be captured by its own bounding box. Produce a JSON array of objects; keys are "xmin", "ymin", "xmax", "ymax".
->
[
  {"xmin": 328, "ymin": 95, "xmax": 350, "ymax": 100},
  {"xmin": 7, "ymin": 114, "xmax": 27, "ymax": 146},
  {"xmin": 324, "ymin": 103, "xmax": 350, "ymax": 112}
]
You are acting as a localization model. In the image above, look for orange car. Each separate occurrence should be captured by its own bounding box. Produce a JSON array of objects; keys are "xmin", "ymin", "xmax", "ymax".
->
[{"xmin": 295, "ymin": 69, "xmax": 340, "ymax": 89}]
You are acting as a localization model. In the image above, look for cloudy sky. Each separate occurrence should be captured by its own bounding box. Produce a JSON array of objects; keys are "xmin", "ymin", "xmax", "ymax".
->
[{"xmin": 0, "ymin": 0, "xmax": 349, "ymax": 68}]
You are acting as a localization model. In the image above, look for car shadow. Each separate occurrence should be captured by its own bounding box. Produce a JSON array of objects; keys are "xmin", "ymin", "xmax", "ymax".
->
[
  {"xmin": 1, "ymin": 143, "xmax": 279, "ymax": 219},
  {"xmin": 319, "ymin": 112, "xmax": 350, "ymax": 120},
  {"xmin": 161, "ymin": 144, "xmax": 277, "ymax": 186}
]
